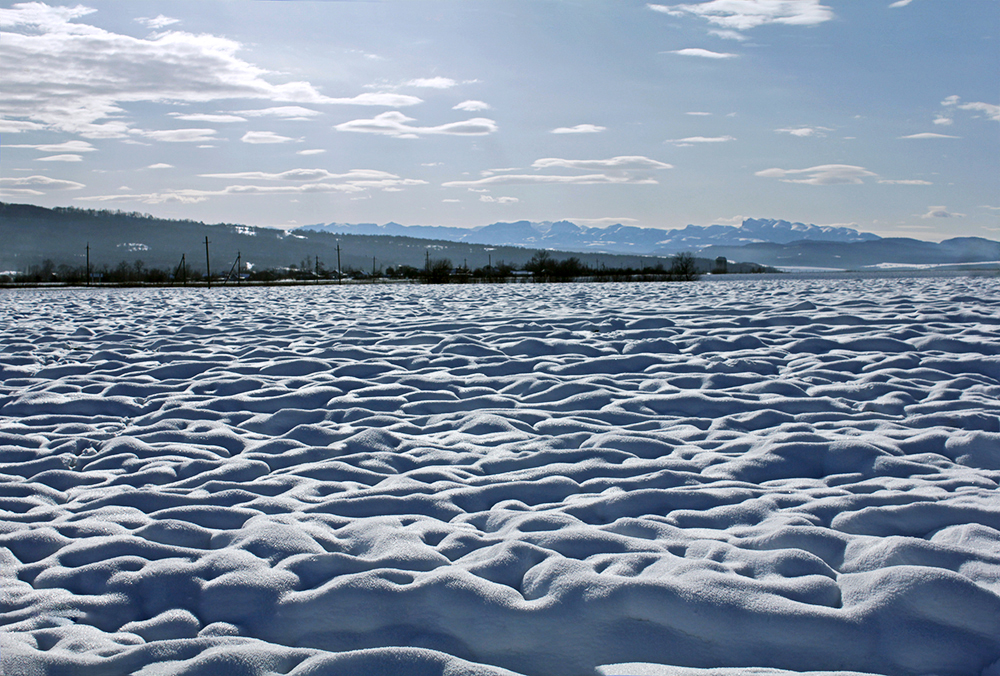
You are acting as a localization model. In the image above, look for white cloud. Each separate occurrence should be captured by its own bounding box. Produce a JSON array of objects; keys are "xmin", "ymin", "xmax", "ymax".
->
[
  {"xmin": 900, "ymin": 132, "xmax": 960, "ymax": 139},
  {"xmin": 669, "ymin": 48, "xmax": 737, "ymax": 58},
  {"xmin": 933, "ymin": 116, "xmax": 953, "ymax": 126},
  {"xmin": 552, "ymin": 124, "xmax": 606, "ymax": 134},
  {"xmin": 649, "ymin": 1, "xmax": 834, "ymax": 30},
  {"xmin": 480, "ymin": 195, "xmax": 519, "ymax": 204},
  {"xmin": 331, "ymin": 93, "xmax": 423, "ymax": 107},
  {"xmin": 453, "ymin": 100, "xmax": 491, "ymax": 112},
  {"xmin": 297, "ymin": 149, "xmax": 326, "ymax": 155},
  {"xmin": 0, "ymin": 119, "xmax": 46, "ymax": 133},
  {"xmin": 442, "ymin": 199, "xmax": 461, "ymax": 203},
  {"xmin": 921, "ymin": 205, "xmax": 965, "ymax": 218},
  {"xmin": 133, "ymin": 128, "xmax": 219, "ymax": 143},
  {"xmin": 136, "ymin": 15, "xmax": 179, "ymax": 29},
  {"xmin": 565, "ymin": 217, "xmax": 641, "ymax": 226},
  {"xmin": 7, "ymin": 140, "xmax": 97, "ymax": 153},
  {"xmin": 942, "ymin": 96, "xmax": 1000, "ymax": 122},
  {"xmin": 36, "ymin": 154, "xmax": 82, "ymax": 162},
  {"xmin": 888, "ymin": 0, "xmax": 915, "ymax": 7},
  {"xmin": 686, "ymin": 111, "xmax": 713, "ymax": 116},
  {"xmin": 878, "ymin": 179, "xmax": 932, "ymax": 185},
  {"xmin": 445, "ymin": 174, "xmax": 658, "ymax": 188},
  {"xmin": 532, "ymin": 156, "xmax": 674, "ymax": 171},
  {"xmin": 443, "ymin": 156, "xmax": 671, "ymax": 188},
  {"xmin": 405, "ymin": 77, "xmax": 457, "ymax": 89},
  {"xmin": 755, "ymin": 164, "xmax": 878, "ymax": 185},
  {"xmin": 200, "ymin": 168, "xmax": 402, "ymax": 182},
  {"xmin": 709, "ymin": 29, "xmax": 748, "ymax": 40},
  {"xmin": 147, "ymin": 163, "xmax": 173, "ymax": 169},
  {"xmin": 76, "ymin": 169, "xmax": 428, "ymax": 204},
  {"xmin": 169, "ymin": 113, "xmax": 247, "ymax": 123},
  {"xmin": 234, "ymin": 106, "xmax": 323, "ymax": 119},
  {"xmin": 335, "ymin": 111, "xmax": 498, "ymax": 138},
  {"xmin": 0, "ymin": 174, "xmax": 85, "ymax": 190},
  {"xmin": 667, "ymin": 135, "xmax": 735, "ymax": 144},
  {"xmin": 776, "ymin": 126, "xmax": 831, "ymax": 137},
  {"xmin": 241, "ymin": 131, "xmax": 296, "ymax": 144},
  {"xmin": 957, "ymin": 101, "xmax": 1000, "ymax": 122},
  {"xmin": 0, "ymin": 4, "xmax": 419, "ymax": 138}
]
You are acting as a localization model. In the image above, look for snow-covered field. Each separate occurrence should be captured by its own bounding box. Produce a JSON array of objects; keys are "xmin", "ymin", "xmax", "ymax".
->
[{"xmin": 1, "ymin": 277, "xmax": 999, "ymax": 676}]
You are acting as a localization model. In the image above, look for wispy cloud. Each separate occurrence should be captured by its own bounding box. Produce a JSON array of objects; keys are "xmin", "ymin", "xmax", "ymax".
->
[
  {"xmin": 755, "ymin": 164, "xmax": 878, "ymax": 185},
  {"xmin": 335, "ymin": 111, "xmax": 498, "ymax": 138},
  {"xmin": 564, "ymin": 217, "xmax": 641, "ymax": 227},
  {"xmin": 405, "ymin": 77, "xmax": 457, "ymax": 89},
  {"xmin": 132, "ymin": 128, "xmax": 219, "ymax": 143},
  {"xmin": 234, "ymin": 106, "xmax": 324, "ymax": 119},
  {"xmin": 76, "ymin": 169, "xmax": 428, "ymax": 205},
  {"xmin": 942, "ymin": 95, "xmax": 1000, "ymax": 122},
  {"xmin": 200, "ymin": 169, "xmax": 403, "ymax": 182},
  {"xmin": 650, "ymin": 1, "xmax": 834, "ymax": 30},
  {"xmin": 552, "ymin": 124, "xmax": 606, "ymax": 134},
  {"xmin": 0, "ymin": 175, "xmax": 86, "ymax": 196},
  {"xmin": 480, "ymin": 195, "xmax": 519, "ymax": 204},
  {"xmin": 444, "ymin": 174, "xmax": 658, "ymax": 188},
  {"xmin": 135, "ymin": 15, "xmax": 179, "ymax": 29},
  {"xmin": 878, "ymin": 179, "xmax": 932, "ymax": 185},
  {"xmin": 668, "ymin": 48, "xmax": 737, "ymax": 59},
  {"xmin": 532, "ymin": 156, "xmax": 673, "ymax": 171},
  {"xmin": 888, "ymin": 0, "xmax": 916, "ymax": 7},
  {"xmin": 776, "ymin": 126, "xmax": 831, "ymax": 137},
  {"xmin": 453, "ymin": 100, "xmax": 491, "ymax": 112},
  {"xmin": 169, "ymin": 113, "xmax": 247, "ymax": 123},
  {"xmin": 297, "ymin": 149, "xmax": 326, "ymax": 156},
  {"xmin": 147, "ymin": 163, "xmax": 173, "ymax": 169},
  {"xmin": 921, "ymin": 205, "xmax": 965, "ymax": 218},
  {"xmin": 241, "ymin": 131, "xmax": 297, "ymax": 144},
  {"xmin": 709, "ymin": 29, "xmax": 748, "ymax": 41},
  {"xmin": 667, "ymin": 135, "xmax": 735, "ymax": 145},
  {"xmin": 899, "ymin": 132, "xmax": 960, "ymax": 139},
  {"xmin": 444, "ymin": 156, "xmax": 672, "ymax": 188},
  {"xmin": 35, "ymin": 154, "xmax": 82, "ymax": 162},
  {"xmin": 0, "ymin": 3, "xmax": 418, "ymax": 138},
  {"xmin": 7, "ymin": 140, "xmax": 97, "ymax": 153}
]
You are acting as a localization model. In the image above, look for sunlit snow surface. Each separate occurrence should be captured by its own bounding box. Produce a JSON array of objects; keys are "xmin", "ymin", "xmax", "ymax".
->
[{"xmin": 1, "ymin": 278, "xmax": 999, "ymax": 676}]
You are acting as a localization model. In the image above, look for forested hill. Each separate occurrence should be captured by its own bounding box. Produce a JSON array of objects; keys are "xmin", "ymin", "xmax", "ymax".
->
[{"xmin": 0, "ymin": 202, "xmax": 702, "ymax": 276}]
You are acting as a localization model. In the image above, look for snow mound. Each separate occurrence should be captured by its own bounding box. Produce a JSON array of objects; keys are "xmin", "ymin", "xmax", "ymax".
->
[{"xmin": 1, "ymin": 277, "xmax": 999, "ymax": 676}]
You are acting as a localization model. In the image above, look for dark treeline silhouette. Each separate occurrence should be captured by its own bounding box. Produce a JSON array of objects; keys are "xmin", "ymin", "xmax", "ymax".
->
[
  {"xmin": 4, "ymin": 250, "xmax": 776, "ymax": 287},
  {"xmin": 1, "ymin": 202, "xmax": 777, "ymax": 286}
]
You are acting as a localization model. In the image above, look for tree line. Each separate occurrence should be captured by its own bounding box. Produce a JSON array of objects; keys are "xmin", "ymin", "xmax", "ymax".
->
[{"xmin": 3, "ymin": 250, "xmax": 722, "ymax": 286}]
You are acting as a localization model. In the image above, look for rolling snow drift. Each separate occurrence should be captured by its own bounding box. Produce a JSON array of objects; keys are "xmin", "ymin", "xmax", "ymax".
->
[{"xmin": 1, "ymin": 277, "xmax": 999, "ymax": 676}]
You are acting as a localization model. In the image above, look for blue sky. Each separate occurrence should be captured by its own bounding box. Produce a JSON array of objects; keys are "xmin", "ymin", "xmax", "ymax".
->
[{"xmin": 1, "ymin": 0, "xmax": 997, "ymax": 240}]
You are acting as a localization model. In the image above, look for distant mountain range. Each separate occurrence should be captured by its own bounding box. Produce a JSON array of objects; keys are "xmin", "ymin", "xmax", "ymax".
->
[
  {"xmin": 298, "ymin": 218, "xmax": 882, "ymax": 255},
  {"xmin": 300, "ymin": 217, "xmax": 999, "ymax": 271},
  {"xmin": 3, "ymin": 203, "xmax": 996, "ymax": 275}
]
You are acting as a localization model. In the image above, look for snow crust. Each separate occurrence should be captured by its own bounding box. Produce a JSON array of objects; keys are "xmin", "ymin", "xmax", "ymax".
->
[{"xmin": 1, "ymin": 278, "xmax": 999, "ymax": 676}]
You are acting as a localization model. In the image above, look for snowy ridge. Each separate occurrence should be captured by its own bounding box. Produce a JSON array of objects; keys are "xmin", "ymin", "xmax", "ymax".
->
[
  {"xmin": 1, "ymin": 279, "xmax": 999, "ymax": 676},
  {"xmin": 300, "ymin": 218, "xmax": 881, "ymax": 255}
]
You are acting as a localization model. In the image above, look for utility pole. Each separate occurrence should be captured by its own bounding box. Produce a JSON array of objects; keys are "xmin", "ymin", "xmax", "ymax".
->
[
  {"xmin": 85, "ymin": 243, "xmax": 90, "ymax": 287},
  {"xmin": 336, "ymin": 243, "xmax": 342, "ymax": 284},
  {"xmin": 372, "ymin": 256, "xmax": 376, "ymax": 281},
  {"xmin": 204, "ymin": 236, "xmax": 211, "ymax": 289},
  {"xmin": 315, "ymin": 256, "xmax": 320, "ymax": 284}
]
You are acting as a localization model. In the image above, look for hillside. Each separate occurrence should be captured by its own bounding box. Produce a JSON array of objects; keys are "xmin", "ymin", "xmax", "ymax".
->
[
  {"xmin": 697, "ymin": 237, "xmax": 1000, "ymax": 270},
  {"xmin": 0, "ymin": 203, "xmax": 739, "ymax": 277},
  {"xmin": 300, "ymin": 217, "xmax": 881, "ymax": 255}
]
